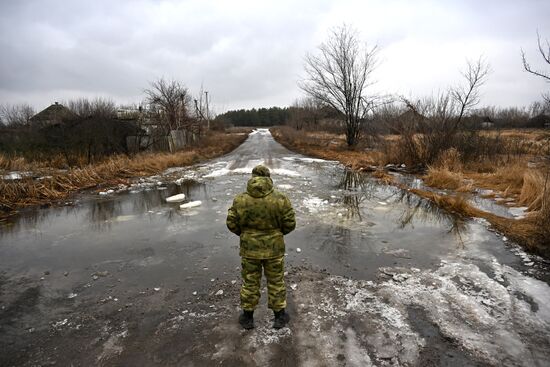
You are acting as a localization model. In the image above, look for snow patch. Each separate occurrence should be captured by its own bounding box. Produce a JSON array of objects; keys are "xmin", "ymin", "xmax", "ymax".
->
[
  {"xmin": 509, "ymin": 206, "xmax": 528, "ymax": 218},
  {"xmin": 249, "ymin": 128, "xmax": 271, "ymax": 136},
  {"xmin": 165, "ymin": 193, "xmax": 186, "ymax": 203},
  {"xmin": 272, "ymin": 168, "xmax": 300, "ymax": 177},
  {"xmin": 180, "ymin": 200, "xmax": 202, "ymax": 209}
]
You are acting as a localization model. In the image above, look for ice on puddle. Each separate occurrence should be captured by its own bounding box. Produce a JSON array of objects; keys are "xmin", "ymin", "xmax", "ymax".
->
[
  {"xmin": 2, "ymin": 172, "xmax": 24, "ymax": 180},
  {"xmin": 180, "ymin": 200, "xmax": 202, "ymax": 209},
  {"xmin": 203, "ymin": 159, "xmax": 264, "ymax": 178},
  {"xmin": 204, "ymin": 168, "xmax": 231, "ymax": 178},
  {"xmin": 166, "ymin": 193, "xmax": 186, "ymax": 203},
  {"xmin": 112, "ymin": 215, "xmax": 136, "ymax": 222},
  {"xmin": 53, "ymin": 318, "xmax": 68, "ymax": 328},
  {"xmin": 509, "ymin": 206, "xmax": 529, "ymax": 218},
  {"xmin": 271, "ymin": 168, "xmax": 300, "ymax": 177},
  {"xmin": 303, "ymin": 197, "xmax": 329, "ymax": 213}
]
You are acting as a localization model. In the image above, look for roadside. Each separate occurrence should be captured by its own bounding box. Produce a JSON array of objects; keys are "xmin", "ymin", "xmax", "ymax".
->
[
  {"xmin": 270, "ymin": 126, "xmax": 550, "ymax": 257},
  {"xmin": 0, "ymin": 130, "xmax": 250, "ymax": 217}
]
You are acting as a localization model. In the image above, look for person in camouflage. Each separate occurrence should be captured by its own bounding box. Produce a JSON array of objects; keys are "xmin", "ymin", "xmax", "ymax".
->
[{"xmin": 226, "ymin": 165, "xmax": 296, "ymax": 329}]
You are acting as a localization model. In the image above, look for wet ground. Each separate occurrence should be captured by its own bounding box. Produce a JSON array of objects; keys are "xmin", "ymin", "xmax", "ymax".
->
[{"xmin": 1, "ymin": 129, "xmax": 550, "ymax": 366}]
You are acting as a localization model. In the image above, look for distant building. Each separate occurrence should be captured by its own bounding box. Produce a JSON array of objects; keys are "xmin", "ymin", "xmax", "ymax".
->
[
  {"xmin": 29, "ymin": 102, "xmax": 77, "ymax": 127},
  {"xmin": 480, "ymin": 116, "xmax": 494, "ymax": 129}
]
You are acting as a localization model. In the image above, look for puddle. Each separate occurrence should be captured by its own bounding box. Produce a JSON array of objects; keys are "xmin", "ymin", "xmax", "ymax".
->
[{"xmin": 1, "ymin": 128, "xmax": 549, "ymax": 366}]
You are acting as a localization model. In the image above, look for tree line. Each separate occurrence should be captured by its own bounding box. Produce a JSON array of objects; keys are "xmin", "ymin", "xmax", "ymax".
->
[{"xmin": 215, "ymin": 107, "xmax": 291, "ymax": 127}]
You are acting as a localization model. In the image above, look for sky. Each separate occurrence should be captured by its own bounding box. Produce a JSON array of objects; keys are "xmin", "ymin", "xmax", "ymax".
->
[{"xmin": 0, "ymin": 0, "xmax": 549, "ymax": 114}]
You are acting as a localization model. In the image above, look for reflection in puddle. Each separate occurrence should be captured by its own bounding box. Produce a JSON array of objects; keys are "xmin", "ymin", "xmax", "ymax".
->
[
  {"xmin": 0, "ymin": 179, "xmax": 207, "ymax": 236},
  {"xmin": 336, "ymin": 169, "xmax": 377, "ymax": 221},
  {"xmin": 395, "ymin": 191, "xmax": 467, "ymax": 240},
  {"xmin": 329, "ymin": 169, "xmax": 466, "ymax": 241}
]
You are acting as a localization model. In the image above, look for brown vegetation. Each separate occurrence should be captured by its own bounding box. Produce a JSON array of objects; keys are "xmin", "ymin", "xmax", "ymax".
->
[
  {"xmin": 271, "ymin": 126, "xmax": 550, "ymax": 257},
  {"xmin": 270, "ymin": 126, "xmax": 378, "ymax": 169},
  {"xmin": 0, "ymin": 132, "xmax": 248, "ymax": 215}
]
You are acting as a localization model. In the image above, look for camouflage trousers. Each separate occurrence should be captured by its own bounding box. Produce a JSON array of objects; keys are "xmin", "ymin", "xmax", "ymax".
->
[{"xmin": 240, "ymin": 256, "xmax": 286, "ymax": 312}]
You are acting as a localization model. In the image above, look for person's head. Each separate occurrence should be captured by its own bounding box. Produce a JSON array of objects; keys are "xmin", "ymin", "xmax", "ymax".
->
[{"xmin": 251, "ymin": 165, "xmax": 270, "ymax": 178}]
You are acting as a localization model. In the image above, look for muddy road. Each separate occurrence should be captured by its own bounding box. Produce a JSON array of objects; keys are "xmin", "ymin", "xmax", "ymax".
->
[{"xmin": 1, "ymin": 129, "xmax": 550, "ymax": 366}]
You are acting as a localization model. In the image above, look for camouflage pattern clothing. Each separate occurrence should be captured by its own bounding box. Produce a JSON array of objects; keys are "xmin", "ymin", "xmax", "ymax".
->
[
  {"xmin": 241, "ymin": 256, "xmax": 286, "ymax": 311},
  {"xmin": 227, "ymin": 165, "xmax": 296, "ymax": 311}
]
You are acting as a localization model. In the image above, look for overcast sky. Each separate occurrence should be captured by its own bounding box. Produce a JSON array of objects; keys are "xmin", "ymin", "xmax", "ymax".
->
[{"xmin": 1, "ymin": 0, "xmax": 549, "ymax": 113}]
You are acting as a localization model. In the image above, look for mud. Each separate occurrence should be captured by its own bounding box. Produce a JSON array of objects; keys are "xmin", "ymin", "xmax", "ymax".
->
[{"xmin": 1, "ymin": 129, "xmax": 549, "ymax": 366}]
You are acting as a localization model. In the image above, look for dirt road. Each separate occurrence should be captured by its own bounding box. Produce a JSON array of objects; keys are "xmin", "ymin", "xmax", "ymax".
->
[{"xmin": 1, "ymin": 129, "xmax": 549, "ymax": 366}]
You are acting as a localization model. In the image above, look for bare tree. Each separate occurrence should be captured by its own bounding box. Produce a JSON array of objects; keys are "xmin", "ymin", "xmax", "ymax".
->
[
  {"xmin": 394, "ymin": 57, "xmax": 490, "ymax": 166},
  {"xmin": 0, "ymin": 103, "xmax": 35, "ymax": 127},
  {"xmin": 144, "ymin": 78, "xmax": 192, "ymax": 134},
  {"xmin": 299, "ymin": 24, "xmax": 379, "ymax": 146},
  {"xmin": 66, "ymin": 97, "xmax": 117, "ymax": 118},
  {"xmin": 522, "ymin": 31, "xmax": 550, "ymax": 102},
  {"xmin": 452, "ymin": 57, "xmax": 491, "ymax": 128}
]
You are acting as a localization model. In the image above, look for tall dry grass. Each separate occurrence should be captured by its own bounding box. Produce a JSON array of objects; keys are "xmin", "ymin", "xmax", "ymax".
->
[
  {"xmin": 0, "ymin": 154, "xmax": 28, "ymax": 171},
  {"xmin": 424, "ymin": 168, "xmax": 465, "ymax": 190},
  {"xmin": 423, "ymin": 148, "xmax": 469, "ymax": 190},
  {"xmin": 519, "ymin": 169, "xmax": 550, "ymax": 210},
  {"xmin": 0, "ymin": 132, "xmax": 247, "ymax": 213}
]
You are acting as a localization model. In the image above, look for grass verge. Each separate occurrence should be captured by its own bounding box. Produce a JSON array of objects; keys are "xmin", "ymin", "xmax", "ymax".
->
[{"xmin": 0, "ymin": 131, "xmax": 249, "ymax": 215}]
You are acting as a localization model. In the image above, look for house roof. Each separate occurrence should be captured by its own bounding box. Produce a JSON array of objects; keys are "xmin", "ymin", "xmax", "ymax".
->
[{"xmin": 30, "ymin": 102, "xmax": 77, "ymax": 125}]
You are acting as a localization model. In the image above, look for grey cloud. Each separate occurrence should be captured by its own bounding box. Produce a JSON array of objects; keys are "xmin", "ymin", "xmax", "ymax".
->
[{"xmin": 0, "ymin": 0, "xmax": 549, "ymax": 111}]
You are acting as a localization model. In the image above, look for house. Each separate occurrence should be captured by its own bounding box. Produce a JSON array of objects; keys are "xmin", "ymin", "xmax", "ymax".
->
[
  {"xmin": 29, "ymin": 102, "xmax": 77, "ymax": 127},
  {"xmin": 480, "ymin": 116, "xmax": 494, "ymax": 129}
]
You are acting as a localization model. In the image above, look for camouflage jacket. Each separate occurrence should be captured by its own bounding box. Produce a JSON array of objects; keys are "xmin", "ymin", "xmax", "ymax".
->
[{"xmin": 226, "ymin": 176, "xmax": 296, "ymax": 259}]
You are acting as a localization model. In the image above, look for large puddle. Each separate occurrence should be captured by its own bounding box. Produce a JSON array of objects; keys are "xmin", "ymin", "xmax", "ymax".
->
[{"xmin": 1, "ymin": 129, "xmax": 549, "ymax": 366}]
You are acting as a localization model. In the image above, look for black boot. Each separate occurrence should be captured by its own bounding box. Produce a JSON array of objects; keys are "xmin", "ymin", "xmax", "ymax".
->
[
  {"xmin": 239, "ymin": 310, "xmax": 254, "ymax": 330},
  {"xmin": 273, "ymin": 309, "xmax": 290, "ymax": 329}
]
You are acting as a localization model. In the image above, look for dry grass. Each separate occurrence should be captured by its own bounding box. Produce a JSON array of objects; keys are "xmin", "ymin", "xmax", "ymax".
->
[
  {"xmin": 0, "ymin": 132, "xmax": 247, "ymax": 214},
  {"xmin": 467, "ymin": 163, "xmax": 527, "ymax": 195},
  {"xmin": 270, "ymin": 126, "xmax": 377, "ymax": 169},
  {"xmin": 519, "ymin": 169, "xmax": 550, "ymax": 211},
  {"xmin": 0, "ymin": 154, "xmax": 28, "ymax": 171},
  {"xmin": 271, "ymin": 126, "xmax": 550, "ymax": 256},
  {"xmin": 424, "ymin": 167, "xmax": 465, "ymax": 190}
]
